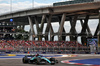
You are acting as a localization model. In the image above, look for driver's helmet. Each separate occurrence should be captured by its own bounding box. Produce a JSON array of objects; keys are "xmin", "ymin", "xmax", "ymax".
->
[{"xmin": 36, "ymin": 54, "xmax": 39, "ymax": 57}]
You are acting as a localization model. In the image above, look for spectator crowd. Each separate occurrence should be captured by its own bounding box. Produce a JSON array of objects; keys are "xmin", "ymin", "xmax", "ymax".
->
[{"xmin": 0, "ymin": 40, "xmax": 88, "ymax": 51}]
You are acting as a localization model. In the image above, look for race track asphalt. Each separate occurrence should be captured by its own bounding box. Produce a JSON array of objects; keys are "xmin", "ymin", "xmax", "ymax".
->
[{"xmin": 0, "ymin": 54, "xmax": 100, "ymax": 66}]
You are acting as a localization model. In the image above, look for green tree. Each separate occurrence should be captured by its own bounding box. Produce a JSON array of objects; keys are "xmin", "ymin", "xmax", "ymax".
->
[{"xmin": 14, "ymin": 29, "xmax": 29, "ymax": 40}]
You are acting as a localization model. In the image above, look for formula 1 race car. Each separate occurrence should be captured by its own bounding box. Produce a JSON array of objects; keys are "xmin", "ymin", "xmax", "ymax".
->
[{"xmin": 22, "ymin": 54, "xmax": 58, "ymax": 65}]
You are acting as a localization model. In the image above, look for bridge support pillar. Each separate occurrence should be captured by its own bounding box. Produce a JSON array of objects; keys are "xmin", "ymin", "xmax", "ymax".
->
[
  {"xmin": 80, "ymin": 19, "xmax": 92, "ymax": 37},
  {"xmin": 94, "ymin": 23, "xmax": 99, "ymax": 36},
  {"xmin": 34, "ymin": 16, "xmax": 40, "ymax": 41},
  {"xmin": 50, "ymin": 23, "xmax": 54, "ymax": 41},
  {"xmin": 40, "ymin": 15, "xmax": 46, "ymax": 41},
  {"xmin": 58, "ymin": 13, "xmax": 66, "ymax": 41},
  {"xmin": 97, "ymin": 10, "xmax": 100, "ymax": 52},
  {"xmin": 45, "ymin": 15, "xmax": 52, "ymax": 41},
  {"xmin": 28, "ymin": 16, "xmax": 35, "ymax": 41},
  {"xmin": 81, "ymin": 15, "xmax": 89, "ymax": 45},
  {"xmin": 34, "ymin": 15, "xmax": 46, "ymax": 41},
  {"xmin": 69, "ymin": 15, "xmax": 78, "ymax": 41}
]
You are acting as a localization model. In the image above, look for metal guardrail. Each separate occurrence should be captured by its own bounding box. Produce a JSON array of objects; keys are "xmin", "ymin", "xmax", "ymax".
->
[{"xmin": 0, "ymin": 47, "xmax": 91, "ymax": 54}]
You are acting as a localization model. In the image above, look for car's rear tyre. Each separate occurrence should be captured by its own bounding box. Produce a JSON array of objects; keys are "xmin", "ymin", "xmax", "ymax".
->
[{"xmin": 22, "ymin": 57, "xmax": 28, "ymax": 63}]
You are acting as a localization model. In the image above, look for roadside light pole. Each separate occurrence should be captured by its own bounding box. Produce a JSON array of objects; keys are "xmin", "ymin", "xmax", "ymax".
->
[
  {"xmin": 10, "ymin": 0, "xmax": 12, "ymax": 13},
  {"xmin": 32, "ymin": 0, "xmax": 34, "ymax": 8}
]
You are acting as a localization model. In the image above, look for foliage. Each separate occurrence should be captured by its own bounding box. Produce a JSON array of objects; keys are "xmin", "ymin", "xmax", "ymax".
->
[{"xmin": 14, "ymin": 28, "xmax": 29, "ymax": 40}]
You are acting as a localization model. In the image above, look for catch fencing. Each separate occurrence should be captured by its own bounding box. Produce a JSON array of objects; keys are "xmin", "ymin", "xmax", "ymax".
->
[{"xmin": 0, "ymin": 46, "xmax": 91, "ymax": 54}]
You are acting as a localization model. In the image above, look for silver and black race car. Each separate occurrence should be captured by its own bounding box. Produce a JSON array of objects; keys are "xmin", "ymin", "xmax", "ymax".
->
[{"xmin": 22, "ymin": 54, "xmax": 58, "ymax": 65}]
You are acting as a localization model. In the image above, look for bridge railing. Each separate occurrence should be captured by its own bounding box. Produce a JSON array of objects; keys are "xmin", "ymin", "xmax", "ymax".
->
[{"xmin": 0, "ymin": 5, "xmax": 53, "ymax": 16}]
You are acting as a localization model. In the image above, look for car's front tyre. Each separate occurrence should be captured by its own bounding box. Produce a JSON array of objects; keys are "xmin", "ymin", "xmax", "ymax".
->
[
  {"xmin": 22, "ymin": 57, "xmax": 29, "ymax": 63},
  {"xmin": 22, "ymin": 58, "xmax": 27, "ymax": 63},
  {"xmin": 50, "ymin": 58, "xmax": 55, "ymax": 65}
]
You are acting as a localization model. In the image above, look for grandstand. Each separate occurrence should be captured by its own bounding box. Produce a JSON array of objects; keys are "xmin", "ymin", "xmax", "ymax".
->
[
  {"xmin": 0, "ymin": 22, "xmax": 16, "ymax": 40},
  {"xmin": 0, "ymin": 40, "xmax": 90, "ymax": 54}
]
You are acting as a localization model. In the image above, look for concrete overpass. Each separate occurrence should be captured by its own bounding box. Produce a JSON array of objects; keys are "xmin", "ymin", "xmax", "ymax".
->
[{"xmin": 0, "ymin": 1, "xmax": 100, "ymax": 45}]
